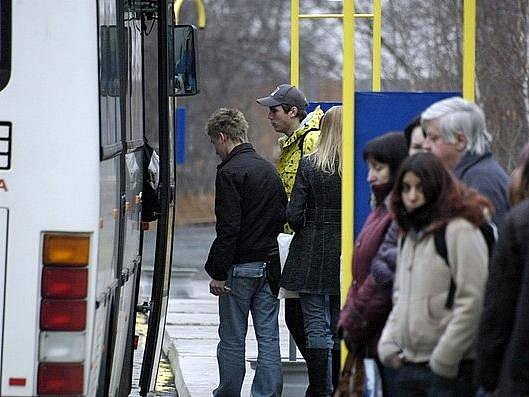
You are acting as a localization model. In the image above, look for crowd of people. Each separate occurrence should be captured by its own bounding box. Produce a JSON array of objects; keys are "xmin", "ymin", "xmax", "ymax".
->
[{"xmin": 203, "ymin": 84, "xmax": 529, "ymax": 397}]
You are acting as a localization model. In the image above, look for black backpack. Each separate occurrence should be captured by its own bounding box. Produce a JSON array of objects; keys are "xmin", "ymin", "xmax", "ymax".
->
[{"xmin": 401, "ymin": 222, "xmax": 497, "ymax": 309}]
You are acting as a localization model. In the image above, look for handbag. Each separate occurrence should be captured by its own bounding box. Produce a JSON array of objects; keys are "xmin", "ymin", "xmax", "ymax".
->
[
  {"xmin": 276, "ymin": 233, "xmax": 300, "ymax": 299},
  {"xmin": 333, "ymin": 351, "xmax": 365, "ymax": 397}
]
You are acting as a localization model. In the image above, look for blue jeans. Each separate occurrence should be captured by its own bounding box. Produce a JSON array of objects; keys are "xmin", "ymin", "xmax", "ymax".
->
[
  {"xmin": 213, "ymin": 262, "xmax": 282, "ymax": 397},
  {"xmin": 299, "ymin": 293, "xmax": 333, "ymax": 395},
  {"xmin": 395, "ymin": 361, "xmax": 475, "ymax": 397}
]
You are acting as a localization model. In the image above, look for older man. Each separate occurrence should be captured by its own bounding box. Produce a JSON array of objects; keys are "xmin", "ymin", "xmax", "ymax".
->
[{"xmin": 421, "ymin": 97, "xmax": 509, "ymax": 225}]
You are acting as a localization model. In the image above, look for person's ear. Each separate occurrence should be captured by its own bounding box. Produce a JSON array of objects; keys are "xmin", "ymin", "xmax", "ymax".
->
[
  {"xmin": 289, "ymin": 106, "xmax": 299, "ymax": 118},
  {"xmin": 455, "ymin": 132, "xmax": 468, "ymax": 152}
]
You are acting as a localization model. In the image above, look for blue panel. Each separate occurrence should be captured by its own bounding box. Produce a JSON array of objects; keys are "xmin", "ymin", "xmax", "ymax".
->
[
  {"xmin": 309, "ymin": 92, "xmax": 459, "ymax": 238},
  {"xmin": 175, "ymin": 107, "xmax": 186, "ymax": 165}
]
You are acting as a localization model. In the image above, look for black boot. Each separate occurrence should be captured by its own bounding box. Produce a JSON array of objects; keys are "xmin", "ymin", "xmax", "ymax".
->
[
  {"xmin": 331, "ymin": 348, "xmax": 341, "ymax": 394},
  {"xmin": 305, "ymin": 348, "xmax": 330, "ymax": 397}
]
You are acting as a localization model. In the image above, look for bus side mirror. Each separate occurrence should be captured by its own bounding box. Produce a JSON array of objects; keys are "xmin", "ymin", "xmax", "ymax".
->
[{"xmin": 170, "ymin": 25, "xmax": 199, "ymax": 97}]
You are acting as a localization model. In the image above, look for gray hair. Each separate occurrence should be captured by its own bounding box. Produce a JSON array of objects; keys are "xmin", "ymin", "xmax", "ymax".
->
[{"xmin": 421, "ymin": 97, "xmax": 492, "ymax": 155}]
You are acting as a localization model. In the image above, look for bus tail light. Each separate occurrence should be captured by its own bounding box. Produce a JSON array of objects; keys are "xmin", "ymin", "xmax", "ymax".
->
[
  {"xmin": 39, "ymin": 233, "xmax": 89, "ymax": 395},
  {"xmin": 37, "ymin": 363, "xmax": 83, "ymax": 396},
  {"xmin": 43, "ymin": 234, "xmax": 89, "ymax": 266},
  {"xmin": 40, "ymin": 299, "xmax": 86, "ymax": 331},
  {"xmin": 39, "ymin": 332, "xmax": 86, "ymax": 362},
  {"xmin": 42, "ymin": 268, "xmax": 88, "ymax": 298}
]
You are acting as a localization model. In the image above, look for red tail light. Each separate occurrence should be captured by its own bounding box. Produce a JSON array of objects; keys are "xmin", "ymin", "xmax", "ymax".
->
[
  {"xmin": 40, "ymin": 299, "xmax": 86, "ymax": 331},
  {"xmin": 37, "ymin": 363, "xmax": 83, "ymax": 395},
  {"xmin": 42, "ymin": 268, "xmax": 88, "ymax": 299},
  {"xmin": 8, "ymin": 378, "xmax": 26, "ymax": 386}
]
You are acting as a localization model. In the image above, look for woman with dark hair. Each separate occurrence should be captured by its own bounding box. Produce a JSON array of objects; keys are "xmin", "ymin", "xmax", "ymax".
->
[
  {"xmin": 378, "ymin": 152, "xmax": 491, "ymax": 397},
  {"xmin": 403, "ymin": 116, "xmax": 426, "ymax": 155},
  {"xmin": 475, "ymin": 142, "xmax": 529, "ymax": 396},
  {"xmin": 337, "ymin": 131, "xmax": 408, "ymax": 395}
]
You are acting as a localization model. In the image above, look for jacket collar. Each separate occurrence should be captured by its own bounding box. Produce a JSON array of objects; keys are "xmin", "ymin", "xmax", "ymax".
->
[
  {"xmin": 278, "ymin": 106, "xmax": 324, "ymax": 149},
  {"xmin": 454, "ymin": 151, "xmax": 492, "ymax": 179},
  {"xmin": 217, "ymin": 143, "xmax": 254, "ymax": 169}
]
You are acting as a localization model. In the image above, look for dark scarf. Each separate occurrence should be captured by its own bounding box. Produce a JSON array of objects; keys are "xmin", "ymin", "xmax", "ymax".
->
[
  {"xmin": 407, "ymin": 201, "xmax": 437, "ymax": 232},
  {"xmin": 371, "ymin": 182, "xmax": 393, "ymax": 206}
]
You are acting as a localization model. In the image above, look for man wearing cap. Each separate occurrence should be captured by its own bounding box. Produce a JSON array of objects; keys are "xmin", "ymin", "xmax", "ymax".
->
[
  {"xmin": 257, "ymin": 85, "xmax": 340, "ymax": 390},
  {"xmin": 257, "ymin": 84, "xmax": 324, "ymax": 205}
]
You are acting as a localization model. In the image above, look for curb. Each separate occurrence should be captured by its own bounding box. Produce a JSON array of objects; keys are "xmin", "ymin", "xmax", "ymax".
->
[{"xmin": 162, "ymin": 329, "xmax": 192, "ymax": 397}]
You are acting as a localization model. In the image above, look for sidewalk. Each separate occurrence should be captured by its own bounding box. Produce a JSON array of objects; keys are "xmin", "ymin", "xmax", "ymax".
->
[{"xmin": 163, "ymin": 277, "xmax": 307, "ymax": 396}]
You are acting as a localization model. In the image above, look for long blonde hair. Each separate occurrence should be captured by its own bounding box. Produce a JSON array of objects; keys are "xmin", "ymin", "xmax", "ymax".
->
[{"xmin": 313, "ymin": 106, "xmax": 342, "ymax": 175}]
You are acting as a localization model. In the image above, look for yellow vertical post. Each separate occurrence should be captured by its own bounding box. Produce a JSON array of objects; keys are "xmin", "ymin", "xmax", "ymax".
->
[
  {"xmin": 291, "ymin": 0, "xmax": 300, "ymax": 87},
  {"xmin": 341, "ymin": 0, "xmax": 355, "ymax": 366},
  {"xmin": 173, "ymin": 0, "xmax": 207, "ymax": 27},
  {"xmin": 463, "ymin": 0, "xmax": 476, "ymax": 101},
  {"xmin": 342, "ymin": 1, "xmax": 355, "ymax": 304},
  {"xmin": 372, "ymin": 0, "xmax": 382, "ymax": 91}
]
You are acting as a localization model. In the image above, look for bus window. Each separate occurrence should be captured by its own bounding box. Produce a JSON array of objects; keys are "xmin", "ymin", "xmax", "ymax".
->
[
  {"xmin": 99, "ymin": 25, "xmax": 123, "ymax": 158},
  {"xmin": 0, "ymin": 0, "xmax": 11, "ymax": 91}
]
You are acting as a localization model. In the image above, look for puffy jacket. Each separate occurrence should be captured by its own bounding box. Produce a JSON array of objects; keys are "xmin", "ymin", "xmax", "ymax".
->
[
  {"xmin": 378, "ymin": 218, "xmax": 488, "ymax": 379},
  {"xmin": 277, "ymin": 106, "xmax": 323, "ymax": 199},
  {"xmin": 338, "ymin": 199, "xmax": 393, "ymax": 356}
]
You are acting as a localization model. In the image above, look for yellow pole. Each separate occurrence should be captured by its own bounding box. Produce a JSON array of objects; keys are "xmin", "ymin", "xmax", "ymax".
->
[
  {"xmin": 463, "ymin": 0, "xmax": 476, "ymax": 101},
  {"xmin": 341, "ymin": 0, "xmax": 355, "ymax": 364},
  {"xmin": 291, "ymin": 0, "xmax": 300, "ymax": 87},
  {"xmin": 298, "ymin": 13, "xmax": 374, "ymax": 19},
  {"xmin": 372, "ymin": 0, "xmax": 382, "ymax": 91},
  {"xmin": 173, "ymin": 0, "xmax": 207, "ymax": 27}
]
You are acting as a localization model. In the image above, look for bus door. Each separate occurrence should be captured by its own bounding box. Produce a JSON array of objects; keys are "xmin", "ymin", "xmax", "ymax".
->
[
  {"xmin": 138, "ymin": 1, "xmax": 199, "ymax": 393},
  {"xmin": 138, "ymin": 1, "xmax": 175, "ymax": 392}
]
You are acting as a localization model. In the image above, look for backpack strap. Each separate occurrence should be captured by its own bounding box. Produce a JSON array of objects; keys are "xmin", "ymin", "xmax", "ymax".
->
[
  {"xmin": 399, "ymin": 233, "xmax": 407, "ymax": 250},
  {"xmin": 479, "ymin": 222, "xmax": 497, "ymax": 258},
  {"xmin": 298, "ymin": 131, "xmax": 307, "ymax": 159},
  {"xmin": 433, "ymin": 224, "xmax": 456, "ymax": 309},
  {"xmin": 435, "ymin": 222, "xmax": 497, "ymax": 310},
  {"xmin": 297, "ymin": 127, "xmax": 318, "ymax": 160}
]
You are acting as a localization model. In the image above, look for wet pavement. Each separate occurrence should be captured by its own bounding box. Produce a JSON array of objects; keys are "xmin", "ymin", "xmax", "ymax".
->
[
  {"xmin": 133, "ymin": 225, "xmax": 307, "ymax": 396},
  {"xmin": 164, "ymin": 277, "xmax": 305, "ymax": 396},
  {"xmin": 129, "ymin": 313, "xmax": 177, "ymax": 397}
]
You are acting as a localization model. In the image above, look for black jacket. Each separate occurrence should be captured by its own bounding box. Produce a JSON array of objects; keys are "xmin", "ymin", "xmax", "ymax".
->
[
  {"xmin": 280, "ymin": 155, "xmax": 341, "ymax": 295},
  {"xmin": 204, "ymin": 143, "xmax": 287, "ymax": 285},
  {"xmin": 475, "ymin": 199, "xmax": 529, "ymax": 395}
]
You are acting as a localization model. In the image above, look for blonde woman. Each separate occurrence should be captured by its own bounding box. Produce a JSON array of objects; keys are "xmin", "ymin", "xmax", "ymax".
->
[{"xmin": 281, "ymin": 106, "xmax": 342, "ymax": 396}]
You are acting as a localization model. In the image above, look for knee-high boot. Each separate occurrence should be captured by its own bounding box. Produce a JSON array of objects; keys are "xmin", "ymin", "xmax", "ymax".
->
[
  {"xmin": 305, "ymin": 348, "xmax": 330, "ymax": 397},
  {"xmin": 331, "ymin": 348, "xmax": 341, "ymax": 393}
]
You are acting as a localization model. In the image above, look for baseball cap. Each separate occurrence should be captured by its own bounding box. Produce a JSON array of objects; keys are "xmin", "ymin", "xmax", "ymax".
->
[{"xmin": 256, "ymin": 84, "xmax": 308, "ymax": 110}]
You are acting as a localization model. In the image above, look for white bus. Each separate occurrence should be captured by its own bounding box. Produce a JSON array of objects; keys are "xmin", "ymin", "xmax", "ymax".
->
[{"xmin": 0, "ymin": 1, "xmax": 198, "ymax": 396}]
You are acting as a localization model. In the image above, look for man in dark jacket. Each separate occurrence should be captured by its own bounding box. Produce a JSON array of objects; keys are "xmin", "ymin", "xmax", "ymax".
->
[
  {"xmin": 205, "ymin": 108, "xmax": 287, "ymax": 397},
  {"xmin": 421, "ymin": 97, "xmax": 509, "ymax": 226}
]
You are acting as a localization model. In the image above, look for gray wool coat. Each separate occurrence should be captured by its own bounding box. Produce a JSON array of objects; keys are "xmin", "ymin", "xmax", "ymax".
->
[{"xmin": 280, "ymin": 155, "xmax": 341, "ymax": 295}]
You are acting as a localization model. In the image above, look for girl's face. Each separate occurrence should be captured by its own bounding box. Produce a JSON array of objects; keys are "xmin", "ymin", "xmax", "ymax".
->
[
  {"xmin": 367, "ymin": 159, "xmax": 390, "ymax": 186},
  {"xmin": 401, "ymin": 171, "xmax": 426, "ymax": 212}
]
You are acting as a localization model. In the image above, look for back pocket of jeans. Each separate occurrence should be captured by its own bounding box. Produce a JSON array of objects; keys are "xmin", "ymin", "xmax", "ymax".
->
[{"xmin": 232, "ymin": 266, "xmax": 264, "ymax": 278}]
